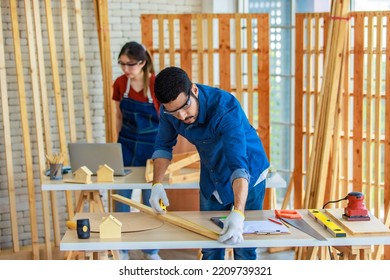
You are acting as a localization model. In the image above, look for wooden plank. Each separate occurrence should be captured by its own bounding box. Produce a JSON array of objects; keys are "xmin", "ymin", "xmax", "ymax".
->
[
  {"xmin": 329, "ymin": 39, "xmax": 347, "ymax": 204},
  {"xmin": 74, "ymin": 0, "xmax": 93, "ymax": 142},
  {"xmin": 219, "ymin": 15, "xmax": 230, "ymax": 91},
  {"xmin": 306, "ymin": 0, "xmax": 350, "ymax": 209},
  {"xmin": 45, "ymin": 0, "xmax": 75, "ymax": 225},
  {"xmin": 353, "ymin": 13, "xmax": 365, "ymax": 193},
  {"xmin": 207, "ymin": 14, "xmax": 214, "ymax": 85},
  {"xmin": 305, "ymin": 16, "xmax": 313, "ymax": 161},
  {"xmin": 384, "ymin": 12, "xmax": 390, "ymax": 260},
  {"xmin": 10, "ymin": 0, "xmax": 40, "ymax": 259},
  {"xmin": 246, "ymin": 17, "xmax": 254, "ymax": 124},
  {"xmin": 305, "ymin": 12, "xmax": 331, "ymax": 208},
  {"xmin": 179, "ymin": 15, "xmax": 192, "ymax": 75},
  {"xmin": 111, "ymin": 194, "xmax": 219, "ymax": 240},
  {"xmin": 326, "ymin": 209, "xmax": 390, "ymax": 235},
  {"xmin": 281, "ymin": 178, "xmax": 294, "ymax": 209},
  {"xmin": 93, "ymin": 0, "xmax": 114, "ymax": 143},
  {"xmin": 235, "ymin": 14, "xmax": 243, "ymax": 104},
  {"xmin": 32, "ymin": 0, "xmax": 53, "ymax": 158},
  {"xmin": 0, "ymin": 3, "xmax": 19, "ymax": 253},
  {"xmin": 60, "ymin": 0, "xmax": 76, "ymax": 143},
  {"xmin": 158, "ymin": 15, "xmax": 165, "ymax": 69},
  {"xmin": 341, "ymin": 14, "xmax": 350, "ymax": 205},
  {"xmin": 145, "ymin": 152, "xmax": 200, "ymax": 182},
  {"xmin": 294, "ymin": 14, "xmax": 304, "ymax": 208},
  {"xmin": 24, "ymin": 0, "xmax": 53, "ymax": 259},
  {"xmin": 366, "ymin": 15, "xmax": 374, "ymax": 210},
  {"xmin": 145, "ymin": 159, "xmax": 154, "ymax": 182},
  {"xmin": 316, "ymin": 1, "xmax": 349, "ymax": 207},
  {"xmin": 168, "ymin": 15, "xmax": 175, "ymax": 65},
  {"xmin": 141, "ymin": 15, "xmax": 153, "ymax": 51},
  {"xmin": 196, "ymin": 14, "xmax": 204, "ymax": 83},
  {"xmin": 168, "ymin": 171, "xmax": 200, "ymax": 184},
  {"xmin": 31, "ymin": 0, "xmax": 61, "ymax": 250},
  {"xmin": 257, "ymin": 14, "xmax": 270, "ymax": 157},
  {"xmin": 167, "ymin": 152, "xmax": 200, "ymax": 173},
  {"xmin": 314, "ymin": 15, "xmax": 320, "ymax": 114},
  {"xmin": 374, "ymin": 15, "xmax": 383, "ymax": 218},
  {"xmin": 44, "ymin": 0, "xmax": 67, "ymax": 155},
  {"xmin": 257, "ymin": 14, "xmax": 271, "ymax": 209}
]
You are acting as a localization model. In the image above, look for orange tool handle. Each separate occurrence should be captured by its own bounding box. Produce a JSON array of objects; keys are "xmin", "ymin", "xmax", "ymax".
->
[{"xmin": 274, "ymin": 209, "xmax": 302, "ymax": 219}]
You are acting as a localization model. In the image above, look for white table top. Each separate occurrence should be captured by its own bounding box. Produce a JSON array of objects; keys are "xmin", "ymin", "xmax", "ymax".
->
[
  {"xmin": 41, "ymin": 166, "xmax": 199, "ymax": 191},
  {"xmin": 60, "ymin": 210, "xmax": 390, "ymax": 251}
]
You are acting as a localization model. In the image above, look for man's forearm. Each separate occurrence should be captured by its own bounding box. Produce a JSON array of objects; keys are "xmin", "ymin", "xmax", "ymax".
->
[
  {"xmin": 153, "ymin": 157, "xmax": 171, "ymax": 184},
  {"xmin": 232, "ymin": 178, "xmax": 248, "ymax": 213}
]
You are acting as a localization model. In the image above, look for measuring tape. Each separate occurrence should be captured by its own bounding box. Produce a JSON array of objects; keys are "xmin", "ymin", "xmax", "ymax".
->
[{"xmin": 308, "ymin": 209, "xmax": 346, "ymax": 237}]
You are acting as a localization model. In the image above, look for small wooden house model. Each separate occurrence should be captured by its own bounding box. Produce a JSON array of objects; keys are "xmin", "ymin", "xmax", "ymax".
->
[
  {"xmin": 99, "ymin": 214, "xmax": 122, "ymax": 239},
  {"xmin": 73, "ymin": 166, "xmax": 93, "ymax": 184},
  {"xmin": 97, "ymin": 164, "xmax": 114, "ymax": 182}
]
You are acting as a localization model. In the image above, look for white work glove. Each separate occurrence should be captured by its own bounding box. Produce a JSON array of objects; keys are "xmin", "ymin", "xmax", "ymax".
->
[
  {"xmin": 218, "ymin": 210, "xmax": 245, "ymax": 245},
  {"xmin": 149, "ymin": 183, "xmax": 169, "ymax": 214}
]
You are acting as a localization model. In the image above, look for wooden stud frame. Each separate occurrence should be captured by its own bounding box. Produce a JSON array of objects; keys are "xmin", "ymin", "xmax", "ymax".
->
[
  {"xmin": 293, "ymin": 9, "xmax": 390, "ymax": 259},
  {"xmin": 140, "ymin": 13, "xmax": 271, "ymax": 208}
]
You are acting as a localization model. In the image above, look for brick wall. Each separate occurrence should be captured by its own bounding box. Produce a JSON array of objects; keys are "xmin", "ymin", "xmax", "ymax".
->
[{"xmin": 0, "ymin": 0, "xmax": 202, "ymax": 251}]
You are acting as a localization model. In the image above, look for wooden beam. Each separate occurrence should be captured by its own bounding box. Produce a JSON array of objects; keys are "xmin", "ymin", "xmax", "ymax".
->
[
  {"xmin": 24, "ymin": 0, "xmax": 53, "ymax": 259},
  {"xmin": 0, "ymin": 3, "xmax": 19, "ymax": 254},
  {"xmin": 384, "ymin": 10, "xmax": 390, "ymax": 260},
  {"xmin": 10, "ymin": 0, "xmax": 40, "ymax": 259},
  {"xmin": 294, "ymin": 14, "xmax": 304, "ymax": 208},
  {"xmin": 74, "ymin": 0, "xmax": 93, "ymax": 142},
  {"xmin": 111, "ymin": 194, "xmax": 219, "ymax": 240},
  {"xmin": 219, "ymin": 15, "xmax": 230, "ymax": 91}
]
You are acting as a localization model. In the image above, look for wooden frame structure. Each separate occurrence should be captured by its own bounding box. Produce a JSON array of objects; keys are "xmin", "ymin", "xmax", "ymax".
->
[
  {"xmin": 140, "ymin": 13, "xmax": 272, "ymax": 209},
  {"xmin": 293, "ymin": 10, "xmax": 390, "ymax": 259}
]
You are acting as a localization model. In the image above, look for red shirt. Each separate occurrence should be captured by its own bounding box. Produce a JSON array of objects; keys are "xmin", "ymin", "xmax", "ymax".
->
[{"xmin": 112, "ymin": 73, "xmax": 160, "ymax": 114}]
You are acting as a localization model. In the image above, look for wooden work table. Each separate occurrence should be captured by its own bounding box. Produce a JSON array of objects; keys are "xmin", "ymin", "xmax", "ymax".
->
[
  {"xmin": 61, "ymin": 210, "xmax": 390, "ymax": 254},
  {"xmin": 41, "ymin": 166, "xmax": 200, "ymax": 215},
  {"xmin": 41, "ymin": 166, "xmax": 199, "ymax": 191}
]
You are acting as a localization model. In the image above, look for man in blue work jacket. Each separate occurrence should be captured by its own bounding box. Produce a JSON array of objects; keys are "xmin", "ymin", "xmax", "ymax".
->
[{"xmin": 149, "ymin": 66, "xmax": 270, "ymax": 260}]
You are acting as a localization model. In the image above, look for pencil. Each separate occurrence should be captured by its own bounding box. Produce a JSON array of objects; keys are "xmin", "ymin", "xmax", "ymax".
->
[{"xmin": 268, "ymin": 218, "xmax": 283, "ymax": 225}]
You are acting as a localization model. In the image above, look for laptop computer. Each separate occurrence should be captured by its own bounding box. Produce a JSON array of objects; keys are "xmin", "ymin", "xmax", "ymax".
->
[{"xmin": 68, "ymin": 143, "xmax": 131, "ymax": 176}]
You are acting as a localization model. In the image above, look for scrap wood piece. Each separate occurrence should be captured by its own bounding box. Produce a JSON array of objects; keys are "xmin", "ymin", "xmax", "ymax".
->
[
  {"xmin": 171, "ymin": 152, "xmax": 201, "ymax": 169},
  {"xmin": 325, "ymin": 208, "xmax": 390, "ymax": 236},
  {"xmin": 145, "ymin": 151, "xmax": 200, "ymax": 183},
  {"xmin": 167, "ymin": 152, "xmax": 200, "ymax": 173},
  {"xmin": 111, "ymin": 194, "xmax": 219, "ymax": 240},
  {"xmin": 168, "ymin": 170, "xmax": 200, "ymax": 184}
]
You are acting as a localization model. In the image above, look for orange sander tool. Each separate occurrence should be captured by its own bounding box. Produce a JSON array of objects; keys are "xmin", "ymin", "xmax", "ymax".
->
[{"xmin": 342, "ymin": 191, "xmax": 370, "ymax": 221}]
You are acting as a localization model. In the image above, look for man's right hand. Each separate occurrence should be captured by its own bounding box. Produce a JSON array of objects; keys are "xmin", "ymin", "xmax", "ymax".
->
[{"xmin": 149, "ymin": 183, "xmax": 169, "ymax": 214}]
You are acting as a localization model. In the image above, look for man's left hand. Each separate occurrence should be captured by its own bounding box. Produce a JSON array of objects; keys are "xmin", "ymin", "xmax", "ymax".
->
[{"xmin": 218, "ymin": 210, "xmax": 245, "ymax": 245}]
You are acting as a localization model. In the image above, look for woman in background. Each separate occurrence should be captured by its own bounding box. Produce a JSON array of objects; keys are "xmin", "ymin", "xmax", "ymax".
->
[{"xmin": 112, "ymin": 41, "xmax": 161, "ymax": 260}]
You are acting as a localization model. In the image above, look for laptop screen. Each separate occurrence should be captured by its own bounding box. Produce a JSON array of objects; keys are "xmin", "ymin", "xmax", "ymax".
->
[{"xmin": 68, "ymin": 143, "xmax": 130, "ymax": 176}]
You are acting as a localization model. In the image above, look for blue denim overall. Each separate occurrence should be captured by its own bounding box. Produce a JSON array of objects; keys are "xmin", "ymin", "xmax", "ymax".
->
[{"xmin": 115, "ymin": 77, "xmax": 159, "ymax": 256}]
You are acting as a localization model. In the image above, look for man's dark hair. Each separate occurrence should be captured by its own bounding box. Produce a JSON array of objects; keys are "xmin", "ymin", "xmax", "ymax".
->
[{"xmin": 155, "ymin": 67, "xmax": 192, "ymax": 104}]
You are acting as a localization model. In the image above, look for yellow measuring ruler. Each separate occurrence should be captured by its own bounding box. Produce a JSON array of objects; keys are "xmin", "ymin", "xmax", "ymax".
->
[{"xmin": 308, "ymin": 209, "xmax": 346, "ymax": 237}]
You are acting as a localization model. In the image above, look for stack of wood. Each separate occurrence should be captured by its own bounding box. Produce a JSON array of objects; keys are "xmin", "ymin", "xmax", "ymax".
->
[{"xmin": 304, "ymin": 0, "xmax": 350, "ymax": 209}]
